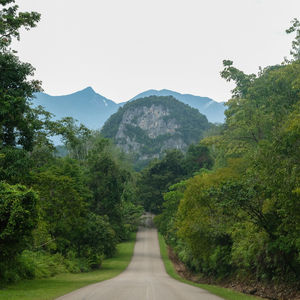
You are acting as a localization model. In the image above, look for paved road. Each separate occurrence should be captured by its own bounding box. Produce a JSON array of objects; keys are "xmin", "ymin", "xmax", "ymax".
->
[{"xmin": 57, "ymin": 218, "xmax": 223, "ymax": 300}]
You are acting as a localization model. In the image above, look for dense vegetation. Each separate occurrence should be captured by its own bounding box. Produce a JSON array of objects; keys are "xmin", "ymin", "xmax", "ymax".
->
[
  {"xmin": 101, "ymin": 95, "xmax": 210, "ymax": 169},
  {"xmin": 1, "ymin": 1, "xmax": 299, "ymax": 297},
  {"xmin": 153, "ymin": 20, "xmax": 300, "ymax": 292},
  {"xmin": 137, "ymin": 145, "xmax": 213, "ymax": 213},
  {"xmin": 0, "ymin": 1, "xmax": 142, "ymax": 285}
]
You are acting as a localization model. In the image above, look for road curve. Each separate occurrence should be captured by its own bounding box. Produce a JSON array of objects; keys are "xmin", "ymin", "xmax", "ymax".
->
[{"xmin": 57, "ymin": 221, "xmax": 223, "ymax": 300}]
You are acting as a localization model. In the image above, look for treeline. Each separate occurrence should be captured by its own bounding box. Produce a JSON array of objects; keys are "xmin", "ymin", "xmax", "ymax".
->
[
  {"xmin": 149, "ymin": 21, "xmax": 300, "ymax": 287},
  {"xmin": 0, "ymin": 1, "xmax": 142, "ymax": 284}
]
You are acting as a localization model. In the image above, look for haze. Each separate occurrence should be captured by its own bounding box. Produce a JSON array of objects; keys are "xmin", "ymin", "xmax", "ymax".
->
[{"xmin": 14, "ymin": 0, "xmax": 300, "ymax": 103}]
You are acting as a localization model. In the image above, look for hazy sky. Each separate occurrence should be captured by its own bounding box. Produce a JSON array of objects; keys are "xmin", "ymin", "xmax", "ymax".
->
[{"xmin": 14, "ymin": 0, "xmax": 300, "ymax": 103}]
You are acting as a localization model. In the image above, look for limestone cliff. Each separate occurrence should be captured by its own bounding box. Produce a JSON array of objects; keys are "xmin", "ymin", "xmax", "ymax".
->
[{"xmin": 101, "ymin": 96, "xmax": 210, "ymax": 168}]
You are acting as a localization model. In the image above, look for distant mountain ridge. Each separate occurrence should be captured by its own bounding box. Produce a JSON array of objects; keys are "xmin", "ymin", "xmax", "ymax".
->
[
  {"xmin": 31, "ymin": 87, "xmax": 226, "ymax": 133},
  {"xmin": 128, "ymin": 89, "xmax": 226, "ymax": 123},
  {"xmin": 32, "ymin": 87, "xmax": 119, "ymax": 129}
]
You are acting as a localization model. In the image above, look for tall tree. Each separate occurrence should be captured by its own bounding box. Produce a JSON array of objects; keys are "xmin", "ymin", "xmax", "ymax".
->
[
  {"xmin": 0, "ymin": 0, "xmax": 42, "ymax": 151},
  {"xmin": 138, "ymin": 150, "xmax": 186, "ymax": 213}
]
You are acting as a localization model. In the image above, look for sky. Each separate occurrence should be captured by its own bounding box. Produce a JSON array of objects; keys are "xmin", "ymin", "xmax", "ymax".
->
[{"xmin": 13, "ymin": 0, "xmax": 300, "ymax": 103}]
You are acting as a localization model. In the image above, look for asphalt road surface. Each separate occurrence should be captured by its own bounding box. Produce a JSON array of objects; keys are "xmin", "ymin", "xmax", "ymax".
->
[{"xmin": 57, "ymin": 216, "xmax": 223, "ymax": 300}]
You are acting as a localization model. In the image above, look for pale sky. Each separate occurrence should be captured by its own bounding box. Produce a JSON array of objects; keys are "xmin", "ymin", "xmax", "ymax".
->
[{"xmin": 13, "ymin": 0, "xmax": 300, "ymax": 103}]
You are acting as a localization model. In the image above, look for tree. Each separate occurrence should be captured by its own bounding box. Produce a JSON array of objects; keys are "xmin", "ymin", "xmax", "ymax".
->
[
  {"xmin": 34, "ymin": 158, "xmax": 91, "ymax": 254},
  {"xmin": 85, "ymin": 135, "xmax": 134, "ymax": 240},
  {"xmin": 153, "ymin": 20, "xmax": 300, "ymax": 289},
  {"xmin": 76, "ymin": 213, "xmax": 116, "ymax": 264},
  {"xmin": 55, "ymin": 117, "xmax": 92, "ymax": 160},
  {"xmin": 0, "ymin": 53, "xmax": 43, "ymax": 150},
  {"xmin": 0, "ymin": 0, "xmax": 40, "ymax": 50},
  {"xmin": 0, "ymin": 1, "xmax": 42, "ymax": 151},
  {"xmin": 138, "ymin": 149, "xmax": 186, "ymax": 213},
  {"xmin": 184, "ymin": 143, "xmax": 213, "ymax": 176},
  {"xmin": 154, "ymin": 180, "xmax": 186, "ymax": 247},
  {"xmin": 220, "ymin": 60, "xmax": 300, "ymax": 157},
  {"xmin": 0, "ymin": 147, "xmax": 33, "ymax": 184},
  {"xmin": 0, "ymin": 182, "xmax": 38, "ymax": 281},
  {"xmin": 286, "ymin": 18, "xmax": 300, "ymax": 61}
]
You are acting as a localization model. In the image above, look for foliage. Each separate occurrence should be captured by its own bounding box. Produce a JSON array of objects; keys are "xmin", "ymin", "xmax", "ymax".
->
[
  {"xmin": 0, "ymin": 1, "xmax": 43, "ymax": 151},
  {"xmin": 155, "ymin": 25, "xmax": 300, "ymax": 287},
  {"xmin": 154, "ymin": 181, "xmax": 186, "ymax": 246},
  {"xmin": 33, "ymin": 159, "xmax": 90, "ymax": 254},
  {"xmin": 76, "ymin": 213, "xmax": 116, "ymax": 262},
  {"xmin": 0, "ymin": 0, "xmax": 142, "ymax": 284},
  {"xmin": 0, "ymin": 182, "xmax": 38, "ymax": 282},
  {"xmin": 184, "ymin": 143, "xmax": 213, "ymax": 176},
  {"xmin": 0, "ymin": 147, "xmax": 33, "ymax": 184},
  {"xmin": 286, "ymin": 18, "xmax": 300, "ymax": 61},
  {"xmin": 0, "ymin": 51, "xmax": 43, "ymax": 151},
  {"xmin": 0, "ymin": 234, "xmax": 136, "ymax": 300},
  {"xmin": 139, "ymin": 144, "xmax": 213, "ymax": 213},
  {"xmin": 138, "ymin": 150, "xmax": 186, "ymax": 213},
  {"xmin": 0, "ymin": 0, "xmax": 40, "ymax": 50},
  {"xmin": 158, "ymin": 233, "xmax": 263, "ymax": 300}
]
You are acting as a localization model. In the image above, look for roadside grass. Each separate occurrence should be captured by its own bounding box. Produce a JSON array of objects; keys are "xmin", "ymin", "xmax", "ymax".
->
[
  {"xmin": 158, "ymin": 233, "xmax": 264, "ymax": 300},
  {"xmin": 0, "ymin": 233, "xmax": 136, "ymax": 300}
]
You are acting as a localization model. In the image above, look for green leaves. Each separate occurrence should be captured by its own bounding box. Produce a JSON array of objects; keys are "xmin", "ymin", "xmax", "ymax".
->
[
  {"xmin": 156, "ymin": 27, "xmax": 300, "ymax": 284},
  {"xmin": 0, "ymin": 182, "xmax": 38, "ymax": 263},
  {"xmin": 138, "ymin": 149, "xmax": 186, "ymax": 213},
  {"xmin": 0, "ymin": 50, "xmax": 42, "ymax": 151},
  {"xmin": 0, "ymin": 0, "xmax": 143, "ymax": 285},
  {"xmin": 0, "ymin": 2, "xmax": 43, "ymax": 151},
  {"xmin": 0, "ymin": 1, "xmax": 40, "ymax": 50},
  {"xmin": 286, "ymin": 18, "xmax": 300, "ymax": 61}
]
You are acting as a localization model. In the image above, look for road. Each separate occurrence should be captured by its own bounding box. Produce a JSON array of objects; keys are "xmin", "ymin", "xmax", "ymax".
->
[{"xmin": 57, "ymin": 216, "xmax": 223, "ymax": 300}]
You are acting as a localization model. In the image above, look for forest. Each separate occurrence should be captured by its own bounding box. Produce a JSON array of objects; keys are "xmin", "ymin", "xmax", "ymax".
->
[
  {"xmin": 152, "ymin": 20, "xmax": 300, "ymax": 292},
  {"xmin": 0, "ymin": 1, "xmax": 142, "ymax": 284},
  {"xmin": 0, "ymin": 0, "xmax": 299, "ymax": 297}
]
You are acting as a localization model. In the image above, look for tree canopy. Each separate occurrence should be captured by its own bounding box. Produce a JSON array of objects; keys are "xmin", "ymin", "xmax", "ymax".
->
[
  {"xmin": 154, "ymin": 21, "xmax": 300, "ymax": 293},
  {"xmin": 0, "ymin": 1, "xmax": 143, "ymax": 284}
]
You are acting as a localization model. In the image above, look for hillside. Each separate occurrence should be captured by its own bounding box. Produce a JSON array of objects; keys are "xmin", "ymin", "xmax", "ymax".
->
[
  {"xmin": 101, "ymin": 96, "xmax": 210, "ymax": 168},
  {"xmin": 127, "ymin": 89, "xmax": 226, "ymax": 123},
  {"xmin": 31, "ymin": 87, "xmax": 119, "ymax": 129}
]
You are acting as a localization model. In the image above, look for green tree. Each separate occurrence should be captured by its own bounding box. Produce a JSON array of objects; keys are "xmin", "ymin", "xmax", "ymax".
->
[
  {"xmin": 76, "ymin": 213, "xmax": 116, "ymax": 263},
  {"xmin": 219, "ymin": 61, "xmax": 300, "ymax": 157},
  {"xmin": 154, "ymin": 180, "xmax": 186, "ymax": 247},
  {"xmin": 0, "ymin": 147, "xmax": 32, "ymax": 184},
  {"xmin": 0, "ymin": 0, "xmax": 40, "ymax": 49},
  {"xmin": 138, "ymin": 149, "xmax": 186, "ymax": 213},
  {"xmin": 55, "ymin": 117, "xmax": 92, "ymax": 160},
  {"xmin": 33, "ymin": 158, "xmax": 90, "ymax": 254},
  {"xmin": 286, "ymin": 18, "xmax": 300, "ymax": 61},
  {"xmin": 0, "ymin": 52, "xmax": 43, "ymax": 150},
  {"xmin": 0, "ymin": 0, "xmax": 42, "ymax": 151},
  {"xmin": 184, "ymin": 143, "xmax": 213, "ymax": 176},
  {"xmin": 87, "ymin": 140, "xmax": 124, "ymax": 238},
  {"xmin": 0, "ymin": 182, "xmax": 38, "ymax": 282}
]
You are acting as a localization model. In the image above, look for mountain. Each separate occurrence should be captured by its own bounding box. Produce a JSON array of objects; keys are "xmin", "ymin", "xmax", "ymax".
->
[
  {"xmin": 31, "ymin": 87, "xmax": 119, "ymax": 129},
  {"xmin": 31, "ymin": 87, "xmax": 225, "ymax": 137},
  {"xmin": 101, "ymin": 95, "xmax": 211, "ymax": 168},
  {"xmin": 127, "ymin": 89, "xmax": 226, "ymax": 123}
]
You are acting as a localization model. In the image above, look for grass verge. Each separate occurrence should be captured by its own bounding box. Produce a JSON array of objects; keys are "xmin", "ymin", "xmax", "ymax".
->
[
  {"xmin": 158, "ymin": 233, "xmax": 264, "ymax": 300},
  {"xmin": 0, "ymin": 232, "xmax": 136, "ymax": 300}
]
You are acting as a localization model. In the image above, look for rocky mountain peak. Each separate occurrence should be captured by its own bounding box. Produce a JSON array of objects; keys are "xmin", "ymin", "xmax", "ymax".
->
[{"xmin": 101, "ymin": 95, "xmax": 211, "ymax": 169}]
